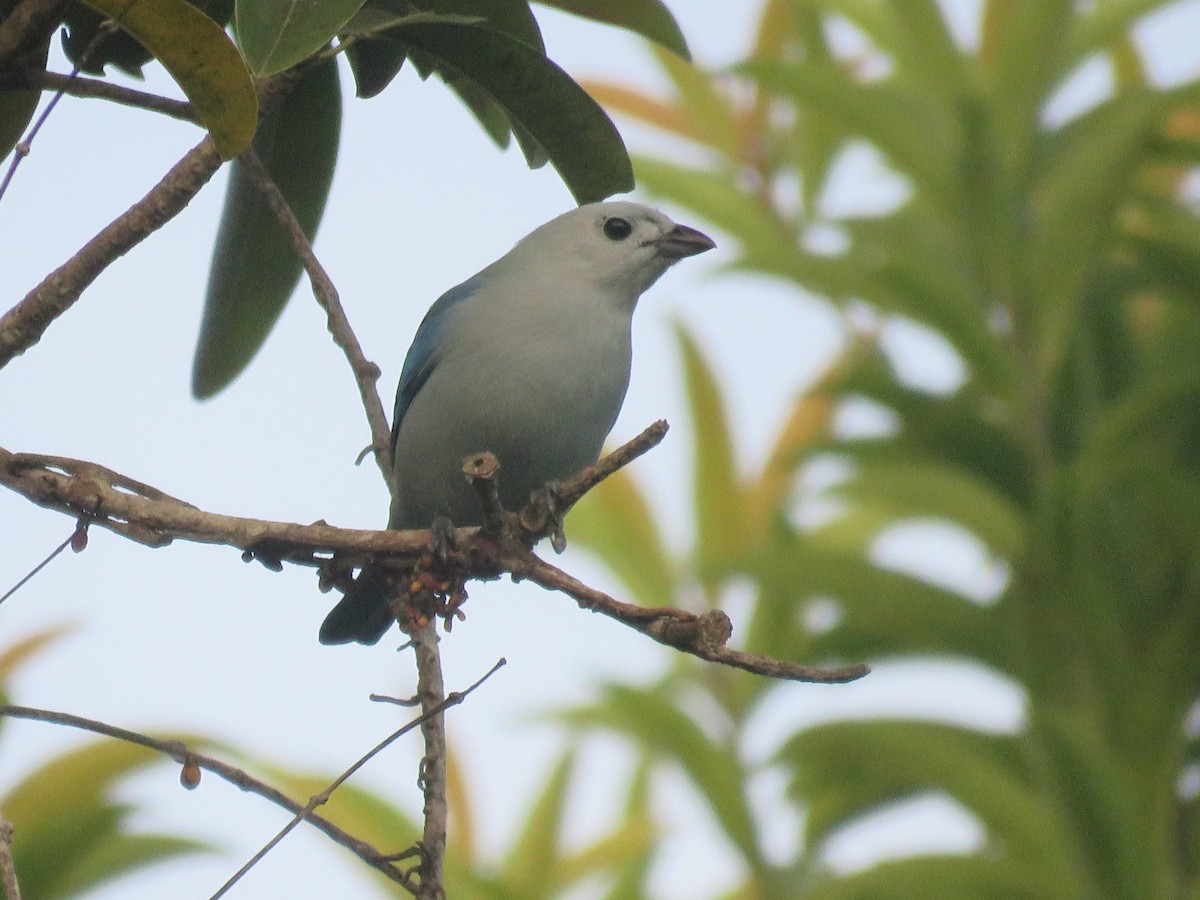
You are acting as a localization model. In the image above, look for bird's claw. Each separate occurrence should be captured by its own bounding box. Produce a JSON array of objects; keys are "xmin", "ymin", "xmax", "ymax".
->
[
  {"xmin": 430, "ymin": 514, "xmax": 456, "ymax": 566},
  {"xmin": 528, "ymin": 483, "xmax": 568, "ymax": 553}
]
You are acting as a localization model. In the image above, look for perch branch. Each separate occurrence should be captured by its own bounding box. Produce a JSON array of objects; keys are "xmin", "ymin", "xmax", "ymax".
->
[
  {"xmin": 0, "ymin": 704, "xmax": 415, "ymax": 888},
  {"xmin": 0, "ymin": 425, "xmax": 870, "ymax": 684}
]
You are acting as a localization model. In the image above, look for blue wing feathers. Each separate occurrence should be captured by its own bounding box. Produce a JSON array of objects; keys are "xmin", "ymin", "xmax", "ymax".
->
[{"xmin": 391, "ymin": 272, "xmax": 486, "ymax": 447}]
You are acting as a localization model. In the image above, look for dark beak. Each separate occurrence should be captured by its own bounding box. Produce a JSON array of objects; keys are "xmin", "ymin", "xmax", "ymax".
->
[{"xmin": 654, "ymin": 223, "xmax": 716, "ymax": 259}]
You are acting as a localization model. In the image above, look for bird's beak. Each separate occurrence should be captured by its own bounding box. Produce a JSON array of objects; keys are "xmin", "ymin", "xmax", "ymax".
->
[{"xmin": 654, "ymin": 223, "xmax": 716, "ymax": 259}]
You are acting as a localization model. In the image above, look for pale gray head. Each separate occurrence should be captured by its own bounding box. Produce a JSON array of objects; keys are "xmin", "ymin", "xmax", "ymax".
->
[{"xmin": 502, "ymin": 200, "xmax": 715, "ymax": 301}]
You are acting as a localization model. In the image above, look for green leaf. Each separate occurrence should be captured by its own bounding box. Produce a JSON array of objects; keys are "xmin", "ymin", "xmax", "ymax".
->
[
  {"xmin": 1062, "ymin": 0, "xmax": 1177, "ymax": 76},
  {"xmin": 345, "ymin": 0, "xmax": 542, "ymax": 97},
  {"xmin": 235, "ymin": 0, "xmax": 365, "ymax": 75},
  {"xmin": 48, "ymin": 833, "xmax": 211, "ymax": 899},
  {"xmin": 4, "ymin": 740, "xmax": 163, "ymax": 823},
  {"xmin": 536, "ymin": 0, "xmax": 689, "ymax": 59},
  {"xmin": 1033, "ymin": 90, "xmax": 1161, "ymax": 371},
  {"xmin": 12, "ymin": 803, "xmax": 127, "ymax": 899},
  {"xmin": 192, "ymin": 56, "xmax": 341, "ymax": 398},
  {"xmin": 0, "ymin": 625, "xmax": 73, "ymax": 683},
  {"xmin": 782, "ymin": 720, "xmax": 1073, "ymax": 884},
  {"xmin": 831, "ymin": 354, "xmax": 1030, "ymax": 505},
  {"xmin": 2, "ymin": 737, "xmax": 214, "ymax": 899},
  {"xmin": 836, "ymin": 458, "xmax": 1027, "ymax": 560},
  {"xmin": 749, "ymin": 534, "xmax": 1009, "ymax": 672},
  {"xmin": 888, "ymin": 0, "xmax": 969, "ymax": 95},
  {"xmin": 569, "ymin": 467, "xmax": 675, "ymax": 607},
  {"xmin": 982, "ymin": 0, "xmax": 1072, "ymax": 180},
  {"xmin": 742, "ymin": 58, "xmax": 960, "ymax": 208},
  {"xmin": 78, "ymin": 0, "xmax": 257, "ymax": 157},
  {"xmin": 501, "ymin": 751, "xmax": 574, "ymax": 892},
  {"xmin": 632, "ymin": 158, "xmax": 797, "ymax": 260},
  {"xmin": 651, "ymin": 45, "xmax": 739, "ymax": 159},
  {"xmin": 562, "ymin": 685, "xmax": 761, "ymax": 866},
  {"xmin": 803, "ymin": 855, "xmax": 1050, "ymax": 900},
  {"xmin": 675, "ymin": 323, "xmax": 744, "ymax": 584},
  {"xmin": 0, "ymin": 31, "xmax": 48, "ymax": 162},
  {"xmin": 390, "ymin": 21, "xmax": 632, "ymax": 202}
]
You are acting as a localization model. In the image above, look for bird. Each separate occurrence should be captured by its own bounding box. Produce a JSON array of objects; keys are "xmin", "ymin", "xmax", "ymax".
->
[{"xmin": 319, "ymin": 200, "xmax": 715, "ymax": 645}]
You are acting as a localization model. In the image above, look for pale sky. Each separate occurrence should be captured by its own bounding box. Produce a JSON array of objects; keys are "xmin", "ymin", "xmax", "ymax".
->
[{"xmin": 2, "ymin": 2, "xmax": 1198, "ymax": 897}]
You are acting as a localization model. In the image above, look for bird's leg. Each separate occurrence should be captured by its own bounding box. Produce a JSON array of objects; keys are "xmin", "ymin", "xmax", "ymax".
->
[
  {"xmin": 429, "ymin": 514, "xmax": 456, "ymax": 566},
  {"xmin": 526, "ymin": 482, "xmax": 568, "ymax": 553}
]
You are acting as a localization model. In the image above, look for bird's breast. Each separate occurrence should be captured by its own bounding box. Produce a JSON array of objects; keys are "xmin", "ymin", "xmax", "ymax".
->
[{"xmin": 390, "ymin": 300, "xmax": 633, "ymax": 528}]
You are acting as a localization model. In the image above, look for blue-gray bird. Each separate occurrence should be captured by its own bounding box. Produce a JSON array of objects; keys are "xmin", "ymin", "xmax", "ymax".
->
[{"xmin": 320, "ymin": 201, "xmax": 714, "ymax": 645}]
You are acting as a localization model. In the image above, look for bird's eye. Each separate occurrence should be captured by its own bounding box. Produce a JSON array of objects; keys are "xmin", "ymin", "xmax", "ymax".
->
[{"xmin": 603, "ymin": 217, "xmax": 633, "ymax": 241}]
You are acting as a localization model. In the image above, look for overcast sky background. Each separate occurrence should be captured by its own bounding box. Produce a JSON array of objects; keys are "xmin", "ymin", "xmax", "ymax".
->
[{"xmin": 3, "ymin": 1, "xmax": 1199, "ymax": 897}]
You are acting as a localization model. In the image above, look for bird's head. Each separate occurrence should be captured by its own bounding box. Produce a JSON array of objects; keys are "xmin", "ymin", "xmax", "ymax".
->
[{"xmin": 509, "ymin": 201, "xmax": 715, "ymax": 302}]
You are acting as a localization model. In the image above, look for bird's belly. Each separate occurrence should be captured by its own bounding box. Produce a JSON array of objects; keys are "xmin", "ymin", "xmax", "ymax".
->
[{"xmin": 390, "ymin": 346, "xmax": 629, "ymax": 529}]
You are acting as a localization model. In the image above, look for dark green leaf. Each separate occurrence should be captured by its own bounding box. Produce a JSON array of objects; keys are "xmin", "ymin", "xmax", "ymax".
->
[
  {"xmin": 344, "ymin": 0, "xmax": 544, "ymax": 98},
  {"xmin": 235, "ymin": 0, "xmax": 365, "ymax": 75},
  {"xmin": 536, "ymin": 0, "xmax": 689, "ymax": 59},
  {"xmin": 390, "ymin": 22, "xmax": 632, "ymax": 202},
  {"xmin": 75, "ymin": 0, "xmax": 255, "ymax": 157},
  {"xmin": 0, "ymin": 30, "xmax": 48, "ymax": 161},
  {"xmin": 192, "ymin": 57, "xmax": 341, "ymax": 398}
]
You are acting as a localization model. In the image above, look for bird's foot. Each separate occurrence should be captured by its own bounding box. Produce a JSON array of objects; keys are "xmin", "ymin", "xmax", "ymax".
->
[
  {"xmin": 429, "ymin": 514, "xmax": 457, "ymax": 566},
  {"xmin": 526, "ymin": 482, "xmax": 568, "ymax": 554}
]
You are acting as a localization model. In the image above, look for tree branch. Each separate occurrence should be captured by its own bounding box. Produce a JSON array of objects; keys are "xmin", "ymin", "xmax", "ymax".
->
[
  {"xmin": 0, "ymin": 135, "xmax": 223, "ymax": 367},
  {"xmin": 0, "ymin": 808, "xmax": 20, "ymax": 900},
  {"xmin": 0, "ymin": 70, "xmax": 307, "ymax": 370},
  {"xmin": 0, "ymin": 69, "xmax": 196, "ymax": 122},
  {"xmin": 0, "ymin": 703, "xmax": 415, "ymax": 888},
  {"xmin": 0, "ymin": 424, "xmax": 870, "ymax": 684},
  {"xmin": 410, "ymin": 622, "xmax": 447, "ymax": 899},
  {"xmin": 236, "ymin": 147, "xmax": 394, "ymax": 489}
]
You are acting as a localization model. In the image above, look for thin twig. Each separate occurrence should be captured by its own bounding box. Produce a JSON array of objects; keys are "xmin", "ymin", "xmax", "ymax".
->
[
  {"xmin": 0, "ymin": 529, "xmax": 73, "ymax": 606},
  {"xmin": 513, "ymin": 554, "xmax": 869, "ymax": 683},
  {"xmin": 210, "ymin": 658, "xmax": 504, "ymax": 900},
  {"xmin": 0, "ymin": 70, "xmax": 196, "ymax": 122},
  {"xmin": 0, "ymin": 19, "xmax": 123, "ymax": 205},
  {"xmin": 0, "ymin": 808, "xmax": 20, "ymax": 900},
  {"xmin": 0, "ymin": 704, "xmax": 414, "ymax": 886},
  {"xmin": 236, "ymin": 147, "xmax": 394, "ymax": 490}
]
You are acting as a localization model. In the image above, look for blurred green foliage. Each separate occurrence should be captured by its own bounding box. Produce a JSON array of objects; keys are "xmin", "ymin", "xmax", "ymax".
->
[
  {"xmin": 557, "ymin": 1, "xmax": 1200, "ymax": 897},
  {"xmin": 0, "ymin": 629, "xmax": 212, "ymax": 900}
]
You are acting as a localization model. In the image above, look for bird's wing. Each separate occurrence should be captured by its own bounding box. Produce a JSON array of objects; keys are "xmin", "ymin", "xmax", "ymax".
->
[{"xmin": 392, "ymin": 271, "xmax": 486, "ymax": 448}]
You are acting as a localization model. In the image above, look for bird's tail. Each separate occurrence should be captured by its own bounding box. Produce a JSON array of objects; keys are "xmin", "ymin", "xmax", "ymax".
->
[{"xmin": 318, "ymin": 567, "xmax": 398, "ymax": 645}]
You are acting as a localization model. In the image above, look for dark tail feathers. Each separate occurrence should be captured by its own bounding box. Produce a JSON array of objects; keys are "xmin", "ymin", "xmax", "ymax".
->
[{"xmin": 318, "ymin": 568, "xmax": 397, "ymax": 645}]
